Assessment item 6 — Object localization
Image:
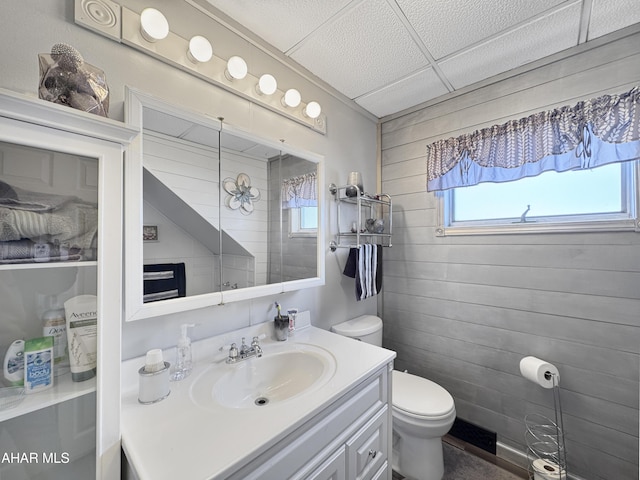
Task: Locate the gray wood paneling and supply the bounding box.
[381,29,640,480]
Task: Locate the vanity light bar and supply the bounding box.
[73,1,326,134]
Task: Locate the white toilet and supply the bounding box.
[331,315,456,480]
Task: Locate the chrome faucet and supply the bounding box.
[224,336,263,364]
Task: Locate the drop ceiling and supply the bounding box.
[197,0,640,119]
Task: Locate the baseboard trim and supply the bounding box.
[496,442,587,480]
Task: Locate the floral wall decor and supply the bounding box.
[222,173,260,215]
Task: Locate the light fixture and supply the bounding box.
[304,101,322,119]
[187,35,212,63]
[225,55,248,81]
[256,74,277,96]
[139,8,169,42]
[282,88,301,108]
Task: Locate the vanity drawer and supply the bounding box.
[346,405,389,480]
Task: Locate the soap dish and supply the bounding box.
[0,386,25,411]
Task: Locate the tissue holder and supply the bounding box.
[138,361,171,404]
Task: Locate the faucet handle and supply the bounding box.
[228,343,238,361]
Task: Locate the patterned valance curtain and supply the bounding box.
[281,172,317,209]
[426,86,640,192]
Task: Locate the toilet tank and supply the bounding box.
[331,315,383,346]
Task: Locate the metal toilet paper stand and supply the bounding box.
[525,372,567,480]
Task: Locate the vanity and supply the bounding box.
[121,324,395,480]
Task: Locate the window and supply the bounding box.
[437,161,639,235]
[289,206,318,237]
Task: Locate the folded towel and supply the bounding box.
[0,180,98,251]
[0,239,84,264]
[143,263,186,303]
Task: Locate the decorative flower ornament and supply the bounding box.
[223,173,260,215]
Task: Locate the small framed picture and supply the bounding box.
[143,225,158,242]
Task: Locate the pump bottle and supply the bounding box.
[171,324,194,381]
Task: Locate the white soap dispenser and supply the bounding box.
[171,324,194,381]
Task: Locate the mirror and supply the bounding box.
[124,88,324,321]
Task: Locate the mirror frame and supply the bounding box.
[124,87,325,321]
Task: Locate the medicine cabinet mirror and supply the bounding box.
[124,88,324,321]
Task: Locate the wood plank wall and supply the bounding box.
[380,29,640,480]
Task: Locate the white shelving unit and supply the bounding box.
[0,88,137,480]
[329,183,392,251]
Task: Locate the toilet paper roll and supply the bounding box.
[532,458,566,480]
[520,356,560,388]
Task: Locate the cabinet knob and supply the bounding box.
[368,449,377,459]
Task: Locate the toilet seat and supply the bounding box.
[392,370,455,420]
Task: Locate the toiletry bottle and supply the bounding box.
[171,324,194,381]
[64,295,98,382]
[287,308,298,335]
[3,339,25,386]
[42,295,69,377]
[24,336,54,394]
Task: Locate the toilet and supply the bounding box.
[331,315,456,480]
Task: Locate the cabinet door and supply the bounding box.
[346,406,389,480]
[307,447,346,480]
[0,97,129,480]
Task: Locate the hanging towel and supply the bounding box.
[354,244,383,301]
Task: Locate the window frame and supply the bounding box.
[435,160,640,236]
[289,206,318,238]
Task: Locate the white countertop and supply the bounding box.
[121,324,395,480]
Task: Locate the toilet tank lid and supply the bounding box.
[331,315,382,337]
[392,370,455,417]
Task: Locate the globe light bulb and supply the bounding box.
[282,88,301,108]
[225,56,248,81]
[257,74,278,95]
[188,35,213,63]
[304,101,322,119]
[140,8,169,42]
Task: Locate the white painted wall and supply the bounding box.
[380,27,640,480]
[0,1,378,358]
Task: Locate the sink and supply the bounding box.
[190,344,336,410]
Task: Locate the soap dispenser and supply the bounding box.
[171,324,194,381]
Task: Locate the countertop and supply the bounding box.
[121,323,395,480]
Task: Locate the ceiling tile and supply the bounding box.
[396,0,568,59]
[289,0,428,99]
[355,68,450,118]
[204,0,352,52]
[439,2,582,90]
[588,0,640,40]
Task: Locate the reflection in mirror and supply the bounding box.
[219,131,280,290]
[142,110,223,301]
[277,154,319,282]
[124,88,324,321]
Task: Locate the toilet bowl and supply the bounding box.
[331,315,456,480]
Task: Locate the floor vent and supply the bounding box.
[448,418,497,455]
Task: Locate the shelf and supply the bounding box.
[0,261,97,271]
[0,373,96,422]
[329,184,392,251]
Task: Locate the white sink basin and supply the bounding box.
[190,344,336,410]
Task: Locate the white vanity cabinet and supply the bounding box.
[0,89,137,480]
[227,363,392,480]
